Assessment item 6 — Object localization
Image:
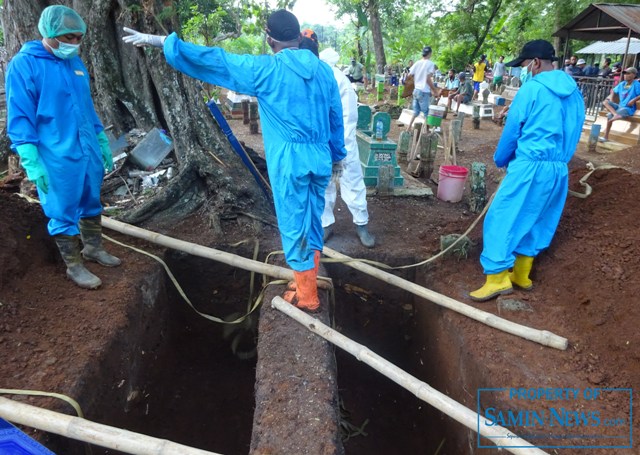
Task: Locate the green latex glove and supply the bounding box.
[97,130,114,172]
[16,144,49,194]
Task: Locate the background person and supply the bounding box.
[470,54,487,100]
[407,46,440,129]
[600,67,640,142]
[599,58,613,77]
[346,58,364,83]
[448,72,473,116]
[123,10,346,312]
[6,5,120,290]
[469,40,584,301]
[492,56,505,90]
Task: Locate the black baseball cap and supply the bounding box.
[266,9,300,42]
[505,39,558,67]
[422,46,432,56]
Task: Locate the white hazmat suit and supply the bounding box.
[319,48,374,247]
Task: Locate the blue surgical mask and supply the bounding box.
[51,39,80,59]
[521,60,535,84]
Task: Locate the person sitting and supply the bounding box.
[600,67,640,142]
[573,58,586,77]
[346,58,364,83]
[448,72,473,116]
[599,58,612,78]
[583,62,599,77]
[438,68,459,105]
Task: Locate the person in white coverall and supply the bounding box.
[319,48,375,248]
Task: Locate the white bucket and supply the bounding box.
[437,165,469,203]
[428,105,446,118]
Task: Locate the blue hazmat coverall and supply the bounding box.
[480,70,585,274]
[6,41,105,236]
[163,34,346,271]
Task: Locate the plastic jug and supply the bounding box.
[375,120,383,141]
[129,128,174,171]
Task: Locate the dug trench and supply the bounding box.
[0,163,639,454]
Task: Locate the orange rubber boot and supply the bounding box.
[283,250,321,303]
[292,268,320,311]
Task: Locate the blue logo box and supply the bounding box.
[476,387,633,449]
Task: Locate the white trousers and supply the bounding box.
[321,144,369,228]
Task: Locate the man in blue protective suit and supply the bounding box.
[470,40,585,302]
[122,10,346,312]
[6,5,121,290]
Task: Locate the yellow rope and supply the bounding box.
[0,389,84,418]
[103,234,261,325]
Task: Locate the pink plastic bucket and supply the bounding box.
[437,165,469,202]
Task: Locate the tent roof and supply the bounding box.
[554,3,640,41]
[576,37,640,55]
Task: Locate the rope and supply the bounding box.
[0,389,83,418]
[568,162,621,199]
[103,234,262,325]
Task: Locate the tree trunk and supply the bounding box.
[468,0,503,61]
[367,0,386,74]
[3,0,272,229]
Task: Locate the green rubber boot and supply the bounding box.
[55,235,102,289]
[79,216,122,267]
[510,255,534,290]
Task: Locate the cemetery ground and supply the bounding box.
[0,92,639,454]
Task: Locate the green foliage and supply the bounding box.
[161,0,640,72]
[181,4,228,45]
[219,33,263,55]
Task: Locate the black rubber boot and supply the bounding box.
[55,235,102,289]
[79,216,122,267]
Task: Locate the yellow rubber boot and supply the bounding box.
[470,270,513,302]
[510,255,534,290]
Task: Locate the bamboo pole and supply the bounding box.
[271,297,549,455]
[102,217,566,349]
[0,397,221,455]
[322,246,568,350]
[101,217,295,282]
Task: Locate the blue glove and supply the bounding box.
[122,27,166,48]
[16,144,49,194]
[97,131,114,172]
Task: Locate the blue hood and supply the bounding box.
[276,48,319,80]
[19,40,57,60]
[530,70,580,99]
